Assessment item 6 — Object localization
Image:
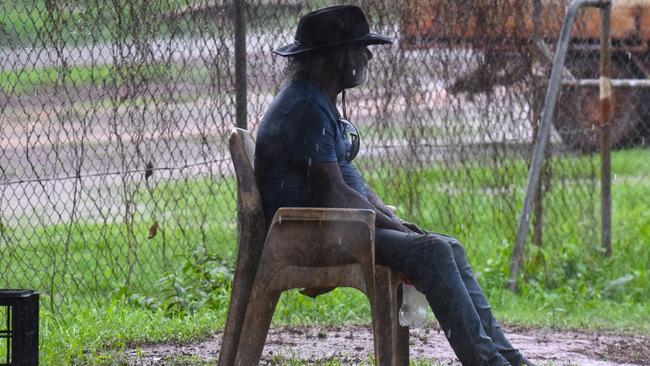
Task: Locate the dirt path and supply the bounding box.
[127,325,650,365]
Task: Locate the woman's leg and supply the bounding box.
[432,234,522,364]
[375,228,510,366]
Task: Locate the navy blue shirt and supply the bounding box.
[255,80,368,222]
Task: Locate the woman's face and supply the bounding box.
[342,45,373,89]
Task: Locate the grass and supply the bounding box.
[0,63,213,95]
[1,147,649,364]
[39,303,224,365]
[363,122,457,141]
[0,1,220,47]
[0,0,303,48]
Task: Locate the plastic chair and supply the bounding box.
[218,128,409,366]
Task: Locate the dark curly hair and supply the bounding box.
[283,46,348,83]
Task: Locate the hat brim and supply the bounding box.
[273,32,393,57]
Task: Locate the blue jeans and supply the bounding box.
[375,229,521,366]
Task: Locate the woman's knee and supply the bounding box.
[448,238,466,259]
[405,236,455,283]
[423,235,454,258]
[427,234,470,268]
[446,238,474,273]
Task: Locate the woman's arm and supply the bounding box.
[365,183,426,234]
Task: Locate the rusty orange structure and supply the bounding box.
[402,0,650,48]
[401,0,650,151]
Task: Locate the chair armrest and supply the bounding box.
[270,207,375,228]
[263,207,377,269]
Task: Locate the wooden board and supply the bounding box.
[401,0,650,48]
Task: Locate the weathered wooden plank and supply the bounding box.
[401,0,650,46]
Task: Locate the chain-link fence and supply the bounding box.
[1,0,649,315]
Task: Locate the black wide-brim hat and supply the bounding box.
[273,5,393,57]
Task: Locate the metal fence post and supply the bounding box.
[531,0,545,248]
[234,0,248,130]
[599,3,613,256]
[507,0,612,291]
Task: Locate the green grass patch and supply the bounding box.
[1,1,220,46]
[0,63,212,95]
[1,0,301,48]
[40,302,224,365]
[363,122,457,141]
[2,148,649,364]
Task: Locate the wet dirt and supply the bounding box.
[126,325,650,365]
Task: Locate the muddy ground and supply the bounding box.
[126,325,650,365]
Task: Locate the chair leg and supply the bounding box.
[218,272,254,366]
[394,283,410,366]
[372,267,397,365]
[218,234,266,366]
[233,287,281,366]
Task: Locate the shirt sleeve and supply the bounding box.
[281,100,337,166]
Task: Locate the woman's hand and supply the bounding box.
[396,218,426,234]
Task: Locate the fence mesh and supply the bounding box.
[1,0,648,315]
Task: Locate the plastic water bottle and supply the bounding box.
[399,284,428,328]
